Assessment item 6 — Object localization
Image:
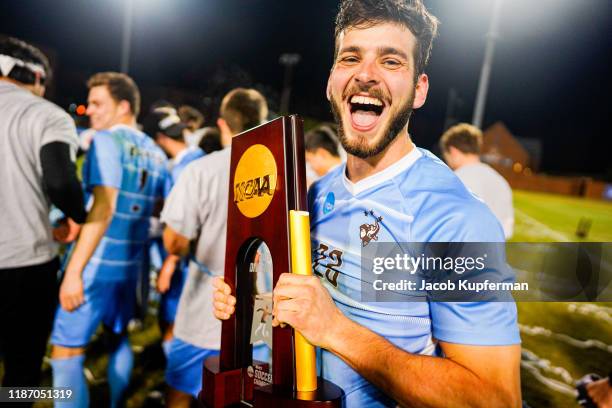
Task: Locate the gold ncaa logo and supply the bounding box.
[233,144,277,218]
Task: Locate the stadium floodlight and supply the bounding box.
[279,53,301,114]
[120,0,134,74]
[472,0,504,129]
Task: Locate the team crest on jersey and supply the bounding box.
[360,209,383,247]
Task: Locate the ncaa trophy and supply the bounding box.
[199,116,343,407]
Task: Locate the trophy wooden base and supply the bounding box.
[200,356,343,408]
[253,378,343,407]
[199,356,255,408]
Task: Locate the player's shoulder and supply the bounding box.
[405,149,505,241]
[309,164,345,200]
[398,148,465,193]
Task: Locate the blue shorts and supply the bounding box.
[166,338,270,397]
[50,277,137,347]
[159,263,187,323]
[165,338,219,397]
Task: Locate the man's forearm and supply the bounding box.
[64,199,114,277]
[163,226,190,257]
[327,317,514,408]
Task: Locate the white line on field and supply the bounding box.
[514,208,571,242]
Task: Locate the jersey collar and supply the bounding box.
[341,144,422,196]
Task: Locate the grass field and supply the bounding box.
[511,190,612,407]
[9,189,611,407]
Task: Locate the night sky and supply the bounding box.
[1,0,610,177]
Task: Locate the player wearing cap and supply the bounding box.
[0,36,86,396]
[49,72,168,408]
[142,107,204,354]
[213,1,521,406]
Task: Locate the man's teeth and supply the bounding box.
[350,95,383,106]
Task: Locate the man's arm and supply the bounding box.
[157,226,189,293]
[272,273,521,408]
[163,225,190,257]
[59,185,118,311]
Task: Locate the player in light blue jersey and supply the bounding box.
[142,106,205,354]
[50,72,168,408]
[213,1,521,407]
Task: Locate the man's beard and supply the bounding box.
[330,91,414,159]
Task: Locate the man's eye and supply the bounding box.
[340,56,359,64]
[382,59,401,68]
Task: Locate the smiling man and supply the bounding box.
[50,72,168,408]
[213,1,521,406]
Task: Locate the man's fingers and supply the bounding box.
[213,290,236,306]
[212,276,232,295]
[274,309,298,328]
[273,283,313,303]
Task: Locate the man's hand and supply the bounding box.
[212,277,236,320]
[157,255,179,294]
[53,218,82,243]
[272,273,346,350]
[59,273,84,312]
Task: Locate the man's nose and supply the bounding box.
[354,59,380,86]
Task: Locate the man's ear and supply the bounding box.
[326,76,332,101]
[117,100,132,117]
[217,117,229,134]
[412,73,429,109]
[448,146,462,157]
[33,73,45,97]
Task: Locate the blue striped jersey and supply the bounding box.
[81,125,168,281]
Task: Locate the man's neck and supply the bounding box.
[111,116,137,130]
[455,154,481,170]
[168,144,188,160]
[0,77,40,96]
[345,129,414,183]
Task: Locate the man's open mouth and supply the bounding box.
[348,94,385,131]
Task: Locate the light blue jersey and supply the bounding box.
[164,146,205,197]
[81,124,168,281]
[308,146,520,407]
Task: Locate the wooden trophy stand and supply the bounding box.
[199,116,343,407]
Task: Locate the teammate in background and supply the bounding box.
[304,124,343,186]
[160,89,268,407]
[178,105,205,148]
[197,126,223,154]
[50,72,168,408]
[142,106,204,353]
[440,122,514,239]
[213,1,521,406]
[0,36,86,397]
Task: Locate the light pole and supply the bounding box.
[279,53,301,115]
[472,0,504,129]
[120,0,135,74]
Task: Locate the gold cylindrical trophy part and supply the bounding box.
[289,210,318,392]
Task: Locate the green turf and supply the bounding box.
[511,189,612,242]
[508,190,612,407]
